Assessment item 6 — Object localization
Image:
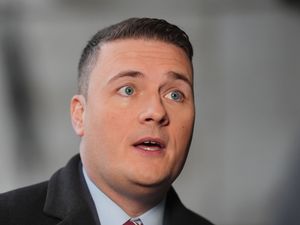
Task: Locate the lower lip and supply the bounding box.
[133,145,165,156]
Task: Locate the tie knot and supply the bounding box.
[123,218,143,225]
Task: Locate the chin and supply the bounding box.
[133,174,173,189]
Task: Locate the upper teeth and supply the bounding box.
[144,141,158,145]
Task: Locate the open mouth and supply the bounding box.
[133,138,165,151]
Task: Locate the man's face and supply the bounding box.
[71,39,195,197]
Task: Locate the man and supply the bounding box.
[0,18,214,225]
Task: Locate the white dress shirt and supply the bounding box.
[83,167,165,225]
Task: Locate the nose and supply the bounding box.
[138,95,169,126]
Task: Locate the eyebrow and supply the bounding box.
[107,70,144,84]
[166,71,193,89]
[107,70,192,88]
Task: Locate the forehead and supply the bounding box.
[97,39,192,74]
[99,38,190,59]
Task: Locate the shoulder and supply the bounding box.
[0,182,59,225]
[0,181,48,203]
[180,207,214,225]
[0,182,48,221]
[166,203,214,225]
[165,188,214,225]
[0,155,85,225]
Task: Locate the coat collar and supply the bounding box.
[43,154,100,225]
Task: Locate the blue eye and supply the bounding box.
[118,86,135,96]
[165,90,184,102]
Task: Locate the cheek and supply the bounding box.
[83,108,129,162]
[90,98,130,123]
[172,110,194,136]
[87,101,136,142]
[170,110,194,161]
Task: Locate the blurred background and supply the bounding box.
[0,0,299,224]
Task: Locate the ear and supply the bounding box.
[70,95,86,137]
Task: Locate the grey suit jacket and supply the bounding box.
[0,154,214,225]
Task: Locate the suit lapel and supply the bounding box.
[43,154,100,225]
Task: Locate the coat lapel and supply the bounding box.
[43,154,100,225]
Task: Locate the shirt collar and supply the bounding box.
[83,167,165,225]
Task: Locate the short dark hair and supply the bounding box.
[78,17,194,96]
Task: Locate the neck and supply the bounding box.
[98,181,167,217]
[84,170,168,217]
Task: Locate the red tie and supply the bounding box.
[123,218,143,225]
